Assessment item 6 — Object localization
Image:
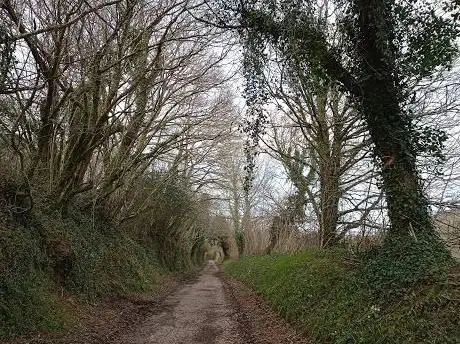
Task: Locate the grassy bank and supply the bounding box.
[0,204,203,339]
[224,249,460,344]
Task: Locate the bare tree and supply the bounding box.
[259,51,383,247]
[0,0,235,208]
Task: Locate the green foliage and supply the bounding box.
[392,0,460,82]
[34,207,164,298]
[0,204,164,338]
[235,230,245,256]
[0,226,63,337]
[0,166,210,339]
[0,272,63,338]
[360,234,453,297]
[225,249,460,343]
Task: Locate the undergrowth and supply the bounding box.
[224,246,460,344]
[0,203,203,338]
[0,226,63,337]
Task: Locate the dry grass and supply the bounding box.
[435,210,460,260]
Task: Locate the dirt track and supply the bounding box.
[114,261,243,344]
[113,260,308,344]
[3,261,308,344]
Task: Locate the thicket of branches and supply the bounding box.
[1,0,460,280]
[197,0,460,257]
[0,0,241,279]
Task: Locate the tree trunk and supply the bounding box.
[355,0,434,236]
[316,90,341,247]
[319,167,340,246]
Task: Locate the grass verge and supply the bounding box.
[224,249,460,344]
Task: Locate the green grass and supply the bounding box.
[224,249,460,344]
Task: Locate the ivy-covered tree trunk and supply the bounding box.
[355,0,434,236]
[362,84,433,235]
